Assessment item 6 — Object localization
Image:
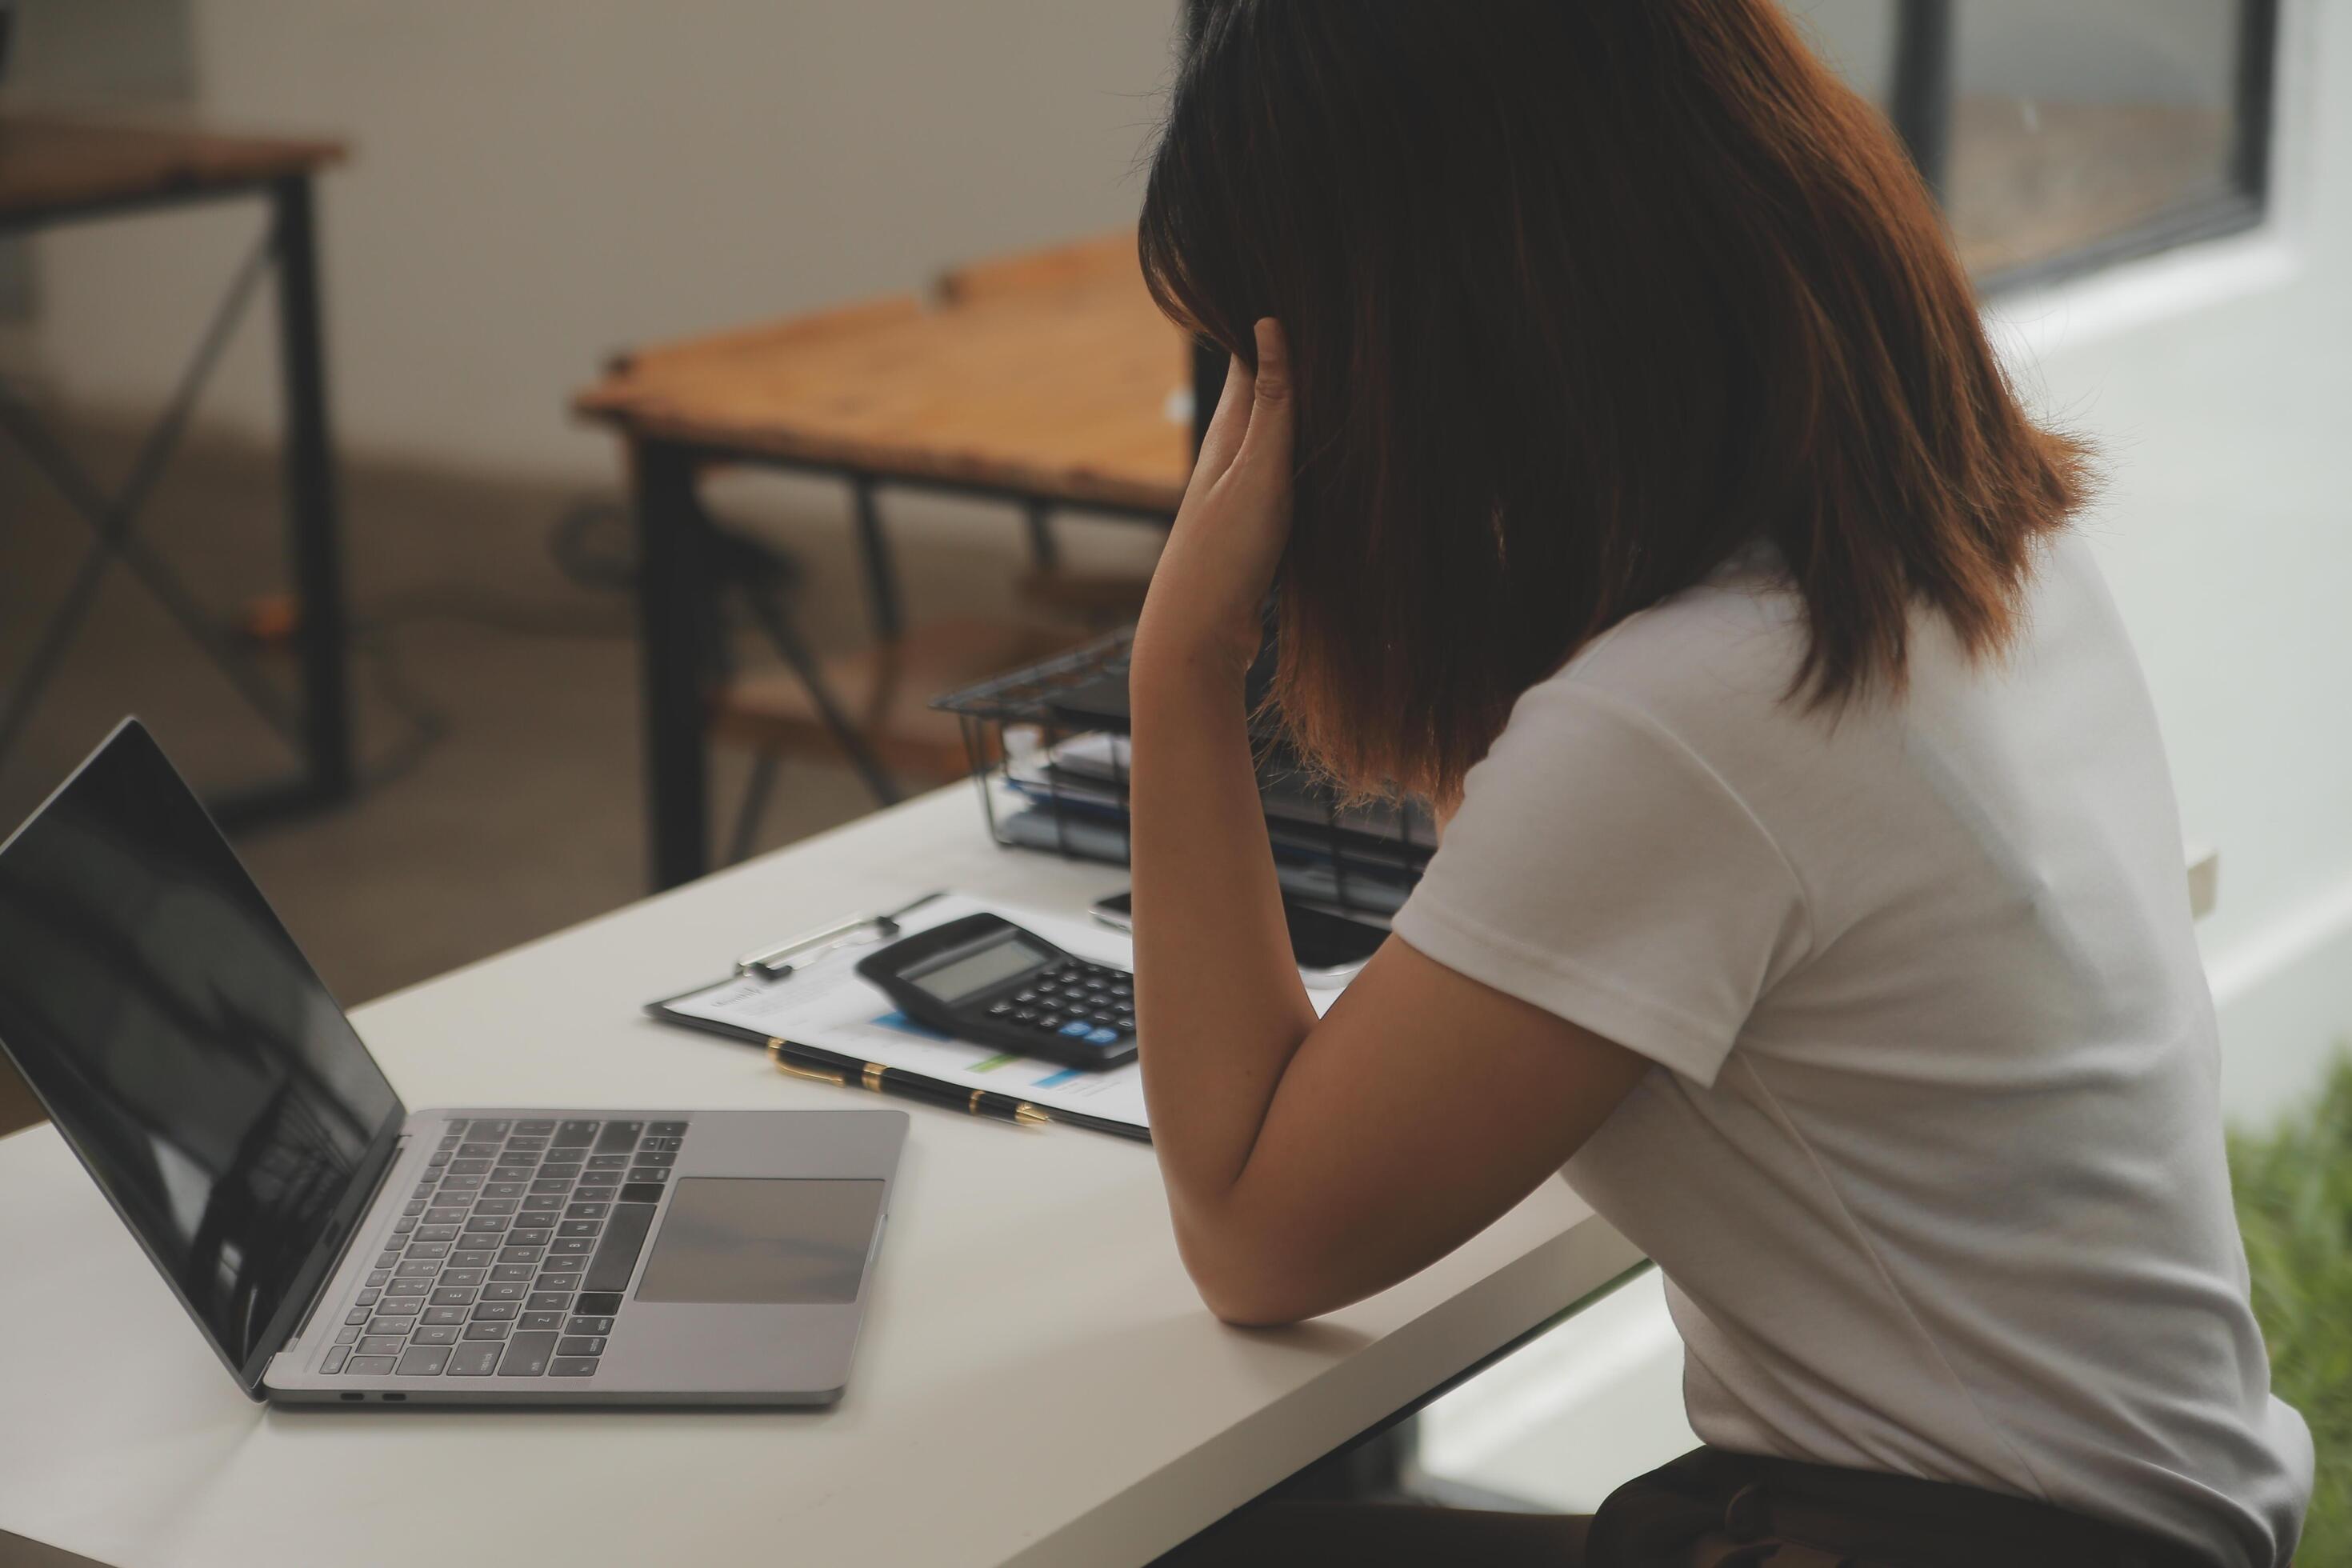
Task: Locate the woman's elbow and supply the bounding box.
[1174,1215,1337,1327]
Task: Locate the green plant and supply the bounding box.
[2230,1054,2352,1565]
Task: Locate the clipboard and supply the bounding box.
[646,893,1154,1142]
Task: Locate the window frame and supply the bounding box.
[1886,0,2283,295]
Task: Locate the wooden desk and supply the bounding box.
[574,231,1196,890]
[0,114,354,825]
[0,785,1640,1568]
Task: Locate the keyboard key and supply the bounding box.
[355,1288,382,1307]
[446,1159,491,1176]
[566,1315,615,1335]
[549,1358,598,1378]
[358,1335,409,1357]
[412,1181,438,1200]
[548,1238,595,1256]
[366,1314,414,1337]
[424,1207,467,1226]
[415,1225,461,1244]
[530,1178,571,1195]
[515,1120,556,1136]
[412,1325,462,1346]
[437,1176,483,1194]
[556,1336,607,1357]
[626,1167,668,1185]
[539,1162,584,1178]
[462,1214,510,1234]
[441,1268,487,1287]
[482,1181,527,1199]
[594,1122,645,1153]
[471,1300,520,1322]
[334,1326,361,1346]
[382,1278,430,1296]
[586,1154,631,1170]
[490,1263,535,1282]
[522,1194,564,1213]
[642,1136,682,1153]
[1059,1019,1094,1038]
[481,1282,528,1302]
[430,1287,477,1306]
[470,1120,510,1139]
[395,1346,451,1377]
[407,1242,452,1259]
[346,1356,396,1376]
[566,1202,610,1221]
[498,1246,546,1265]
[322,1347,350,1374]
[494,1151,536,1168]
[421,1306,469,1326]
[374,1298,423,1317]
[402,1201,426,1218]
[506,1137,548,1152]
[474,1199,519,1217]
[536,1272,584,1293]
[426,1151,450,1169]
[558,1221,602,1239]
[463,1321,511,1340]
[519,1310,565,1331]
[526,1292,573,1313]
[375,1251,402,1270]
[575,1292,624,1317]
[619,1183,667,1205]
[553,1121,599,1148]
[392,1217,418,1235]
[649,1122,687,1136]
[498,1331,561,1375]
[458,1142,502,1159]
[574,1175,620,1194]
[366,1270,392,1286]
[446,1343,502,1376]
[508,1228,554,1248]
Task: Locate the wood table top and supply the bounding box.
[0,113,345,225]
[574,231,1194,515]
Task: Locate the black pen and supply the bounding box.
[766,1038,1052,1130]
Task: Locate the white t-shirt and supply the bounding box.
[1391,534,2311,1566]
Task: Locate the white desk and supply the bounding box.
[0,788,1639,1568]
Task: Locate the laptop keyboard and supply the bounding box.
[318,1117,686,1381]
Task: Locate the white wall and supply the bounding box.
[1991,0,2352,1125]
[13,0,1177,478]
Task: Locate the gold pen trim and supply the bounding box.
[767,1038,846,1087]
[1014,1103,1051,1128]
[862,1062,887,1093]
[968,1088,985,1114]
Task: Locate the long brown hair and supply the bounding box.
[1140,0,2090,808]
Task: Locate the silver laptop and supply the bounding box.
[0,719,905,1406]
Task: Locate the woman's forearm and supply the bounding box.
[1128,652,1318,1214]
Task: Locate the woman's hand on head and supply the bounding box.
[1133,318,1294,690]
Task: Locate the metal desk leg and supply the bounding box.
[634,438,714,890]
[270,172,355,806]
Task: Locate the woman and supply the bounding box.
[1123,2,2312,1565]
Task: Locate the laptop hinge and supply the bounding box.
[278,1126,412,1362]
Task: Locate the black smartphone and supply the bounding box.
[1090,891,1386,979]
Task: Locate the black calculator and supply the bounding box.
[854,913,1138,1070]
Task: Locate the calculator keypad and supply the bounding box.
[989,962,1134,1047]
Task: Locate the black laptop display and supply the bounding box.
[0,722,403,1390]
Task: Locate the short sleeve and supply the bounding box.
[1391,682,1810,1086]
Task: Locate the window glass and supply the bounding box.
[1947,1,2251,279]
[1784,1,2270,288]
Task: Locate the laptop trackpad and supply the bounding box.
[633,1178,884,1305]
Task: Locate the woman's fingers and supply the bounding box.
[1190,350,1257,493]
[1230,319,1293,489]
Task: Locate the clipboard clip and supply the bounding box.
[735,892,943,981]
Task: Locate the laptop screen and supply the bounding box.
[0,722,403,1391]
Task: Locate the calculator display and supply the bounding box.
[910,937,1050,1003]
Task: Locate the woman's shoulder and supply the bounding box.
[1530,542,1815,741]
